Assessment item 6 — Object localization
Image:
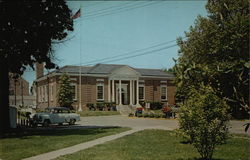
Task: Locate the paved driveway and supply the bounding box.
[76,115,249,134]
[77,115,179,130]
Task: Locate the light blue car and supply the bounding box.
[32,107,80,127]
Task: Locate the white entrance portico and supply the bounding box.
[107,66,141,108]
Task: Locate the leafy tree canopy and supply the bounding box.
[0,0,73,74]
[0,0,73,131]
[174,0,249,118]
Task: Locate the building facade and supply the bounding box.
[9,76,36,107]
[35,64,176,110]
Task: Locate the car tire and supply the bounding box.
[69,119,75,125]
[43,120,50,127]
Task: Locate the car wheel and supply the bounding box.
[69,119,75,125]
[43,120,50,127]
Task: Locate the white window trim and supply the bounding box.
[139,84,145,100]
[70,83,77,101]
[160,85,167,101]
[96,83,104,101]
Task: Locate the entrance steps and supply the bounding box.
[117,105,136,115]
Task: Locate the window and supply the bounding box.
[71,84,77,100]
[41,86,44,102]
[161,86,167,101]
[97,84,104,100]
[50,84,54,101]
[38,86,41,102]
[139,85,145,100]
[45,85,48,102]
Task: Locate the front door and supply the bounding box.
[116,84,128,105]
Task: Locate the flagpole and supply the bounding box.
[78,4,82,111]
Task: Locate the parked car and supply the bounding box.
[31,107,80,127]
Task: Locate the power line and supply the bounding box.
[85,43,178,66]
[83,1,133,16]
[83,1,163,20]
[75,39,178,66]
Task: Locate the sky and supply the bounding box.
[23,0,207,86]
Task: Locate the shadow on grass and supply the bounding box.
[177,158,224,160]
[0,125,122,139]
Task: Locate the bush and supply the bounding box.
[137,113,143,117]
[143,113,149,118]
[86,103,95,111]
[149,102,164,110]
[179,85,230,160]
[96,102,105,111]
[154,113,161,118]
[128,113,134,117]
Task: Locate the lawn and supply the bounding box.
[56,130,250,160]
[0,127,129,160]
[77,111,120,117]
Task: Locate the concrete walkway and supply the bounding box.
[22,126,169,160]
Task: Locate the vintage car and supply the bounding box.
[31,107,80,127]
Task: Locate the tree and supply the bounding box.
[57,74,74,108]
[175,0,249,118]
[0,0,73,131]
[179,85,230,160]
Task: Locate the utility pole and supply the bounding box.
[21,79,24,106]
[14,79,17,106]
[47,75,50,108]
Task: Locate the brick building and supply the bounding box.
[9,76,36,107]
[35,64,176,111]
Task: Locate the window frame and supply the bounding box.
[139,84,145,100]
[96,83,104,101]
[160,85,167,101]
[70,83,77,101]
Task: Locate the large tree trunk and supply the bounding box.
[0,58,10,132]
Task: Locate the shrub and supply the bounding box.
[96,102,105,111]
[137,113,143,117]
[143,113,149,118]
[179,85,230,160]
[128,113,134,117]
[149,102,164,110]
[149,112,155,118]
[86,103,95,111]
[154,113,161,118]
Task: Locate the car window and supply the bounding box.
[61,109,70,113]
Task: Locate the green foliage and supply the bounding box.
[57,74,74,108]
[149,102,164,110]
[0,0,73,131]
[179,85,230,160]
[86,103,95,111]
[96,102,105,111]
[175,0,249,118]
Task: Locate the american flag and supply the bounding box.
[71,9,81,19]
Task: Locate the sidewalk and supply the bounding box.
[22,128,141,160]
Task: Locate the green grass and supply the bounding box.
[77,111,120,117]
[56,130,250,160]
[0,127,129,160]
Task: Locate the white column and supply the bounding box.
[130,80,133,105]
[108,79,110,102]
[132,80,134,105]
[112,79,115,102]
[136,79,139,106]
[119,79,122,105]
